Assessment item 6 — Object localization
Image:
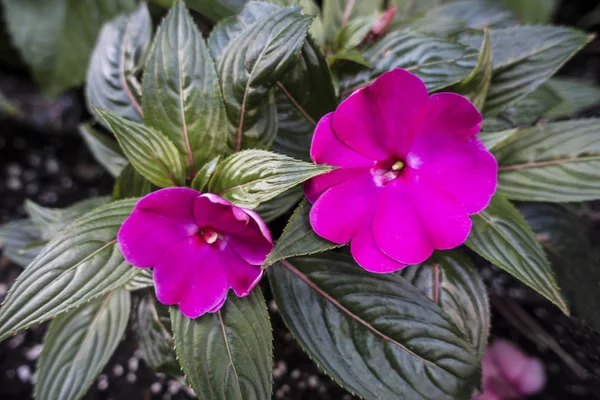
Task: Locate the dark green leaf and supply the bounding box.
[496,84,562,127]
[35,289,131,400]
[211,3,312,151]
[208,150,332,208]
[112,163,154,200]
[137,295,179,375]
[466,193,567,312]
[269,253,479,400]
[255,186,303,223]
[391,0,443,20]
[456,30,492,111]
[191,156,221,192]
[544,77,600,118]
[0,199,140,342]
[495,119,600,202]
[398,251,490,359]
[417,0,517,30]
[333,16,374,53]
[263,200,339,268]
[4,0,136,96]
[79,124,128,178]
[461,26,591,116]
[86,3,151,125]
[96,109,185,188]
[502,0,559,24]
[328,49,372,67]
[0,220,44,268]
[273,36,337,161]
[143,1,228,174]
[184,0,240,21]
[340,31,478,97]
[171,289,272,400]
[520,203,600,331]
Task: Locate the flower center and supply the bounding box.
[371,159,405,187]
[201,229,219,244]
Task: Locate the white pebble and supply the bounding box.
[151,382,162,394]
[112,364,124,377]
[26,344,43,361]
[0,283,8,297]
[17,365,32,383]
[128,357,138,372]
[126,372,136,383]
[98,379,109,391]
[308,375,319,389]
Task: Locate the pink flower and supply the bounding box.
[305,68,497,273]
[474,340,546,400]
[118,188,272,318]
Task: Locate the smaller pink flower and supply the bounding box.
[118,188,272,318]
[474,340,546,400]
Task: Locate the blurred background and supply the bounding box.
[2,0,600,399]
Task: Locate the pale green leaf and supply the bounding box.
[254,185,303,223]
[191,156,221,192]
[0,199,140,342]
[86,3,151,125]
[0,220,44,268]
[35,289,131,400]
[96,109,186,188]
[112,163,154,200]
[466,193,567,312]
[544,77,600,118]
[171,289,272,400]
[143,1,227,174]
[495,119,600,202]
[456,29,492,111]
[79,124,128,178]
[208,150,332,208]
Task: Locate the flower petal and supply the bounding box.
[409,173,472,251]
[411,137,497,214]
[372,181,432,264]
[488,340,545,395]
[118,209,193,268]
[350,212,406,273]
[417,92,482,139]
[311,112,374,168]
[193,193,249,234]
[221,247,263,297]
[136,187,199,229]
[153,236,204,305]
[228,209,273,265]
[310,174,378,244]
[304,167,369,203]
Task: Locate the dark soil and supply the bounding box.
[2,1,600,399]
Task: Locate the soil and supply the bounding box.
[1,1,600,399]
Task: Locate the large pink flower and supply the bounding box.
[305,68,497,273]
[118,188,272,318]
[473,340,546,400]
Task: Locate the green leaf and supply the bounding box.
[496,84,562,127]
[398,251,490,359]
[171,289,273,400]
[3,0,136,96]
[191,156,221,192]
[184,0,240,21]
[478,128,517,151]
[208,150,332,208]
[465,193,567,312]
[0,219,44,268]
[418,0,517,30]
[263,200,339,268]
[143,1,228,174]
[136,295,180,375]
[86,3,151,125]
[544,77,600,118]
[96,109,185,188]
[0,199,140,342]
[25,197,111,241]
[321,0,382,45]
[269,253,479,400]
[392,0,443,20]
[340,31,479,97]
[124,268,154,291]
[520,203,600,331]
[456,29,492,111]
[79,124,128,178]
[495,119,600,202]
[255,185,303,223]
[112,163,154,200]
[461,26,591,117]
[35,289,131,400]
[328,49,372,67]
[211,3,312,151]
[273,36,337,161]
[333,16,374,53]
